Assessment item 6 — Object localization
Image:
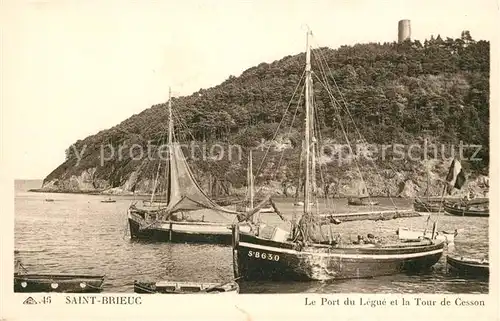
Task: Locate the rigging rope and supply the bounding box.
[310,40,400,212]
[250,85,305,200]
[254,69,307,180]
[311,70,374,207]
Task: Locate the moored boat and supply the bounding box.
[14,273,105,293]
[347,196,379,206]
[413,199,442,212]
[397,227,458,243]
[128,207,254,244]
[127,88,257,245]
[231,30,445,282]
[446,255,489,278]
[101,198,116,203]
[443,202,489,217]
[134,280,239,294]
[233,224,444,281]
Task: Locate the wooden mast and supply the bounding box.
[150,87,173,204]
[304,30,313,215]
[311,75,316,204]
[166,87,173,204]
[168,87,173,147]
[248,150,254,210]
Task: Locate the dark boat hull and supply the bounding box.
[129,217,232,244]
[14,274,105,293]
[447,255,489,278]
[443,204,489,217]
[128,210,253,245]
[347,197,379,206]
[232,229,444,281]
[413,200,442,212]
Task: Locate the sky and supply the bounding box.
[1,0,498,179]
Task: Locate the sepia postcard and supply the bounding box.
[1,0,498,320]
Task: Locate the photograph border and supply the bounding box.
[1,1,499,320]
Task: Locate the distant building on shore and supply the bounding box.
[398,19,411,43]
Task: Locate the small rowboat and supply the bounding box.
[101,198,116,203]
[446,255,489,278]
[397,228,458,243]
[134,280,239,294]
[14,273,105,293]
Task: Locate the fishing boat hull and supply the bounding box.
[446,255,489,278]
[443,203,489,217]
[347,197,379,206]
[128,209,253,245]
[14,274,105,293]
[413,199,442,212]
[134,281,239,294]
[232,227,444,281]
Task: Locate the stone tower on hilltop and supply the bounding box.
[398,19,411,43]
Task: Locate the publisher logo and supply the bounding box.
[23,297,37,305]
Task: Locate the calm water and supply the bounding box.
[14,180,489,293]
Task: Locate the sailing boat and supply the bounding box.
[127,88,257,245]
[231,30,445,281]
[399,159,468,242]
[413,170,442,212]
[347,185,379,206]
[441,160,489,217]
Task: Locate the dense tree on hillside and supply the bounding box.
[47,32,489,188]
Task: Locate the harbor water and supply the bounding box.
[15,180,489,293]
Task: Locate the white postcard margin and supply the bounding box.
[1,1,499,320]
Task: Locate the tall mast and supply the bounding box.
[166,87,173,203]
[311,83,316,202]
[168,87,173,146]
[248,150,254,210]
[304,30,312,215]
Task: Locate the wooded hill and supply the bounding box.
[44,31,489,196]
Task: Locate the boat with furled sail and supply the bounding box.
[400,158,470,241]
[413,170,443,212]
[441,160,488,217]
[231,29,445,282]
[347,185,379,206]
[127,88,258,245]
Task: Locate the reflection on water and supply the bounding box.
[15,180,488,293]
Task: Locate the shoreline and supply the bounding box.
[27,188,487,202]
